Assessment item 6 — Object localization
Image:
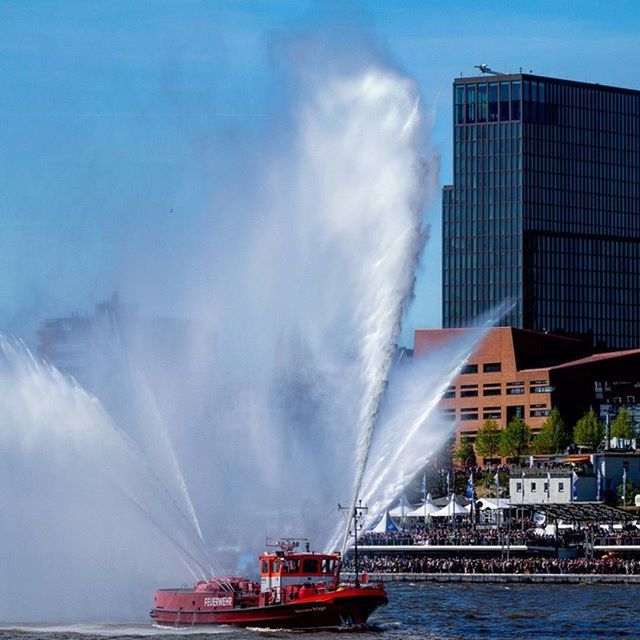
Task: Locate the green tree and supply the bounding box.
[616,479,638,507]
[532,408,569,454]
[498,414,531,459]
[610,407,635,440]
[573,408,605,451]
[548,407,570,452]
[454,437,476,469]
[531,421,556,454]
[475,419,501,459]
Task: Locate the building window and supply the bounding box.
[455,85,465,125]
[461,364,478,374]
[477,82,488,122]
[532,386,554,393]
[516,482,522,493]
[543,482,548,493]
[483,362,502,373]
[444,386,455,399]
[466,84,476,123]
[507,388,525,395]
[530,409,551,417]
[460,413,479,421]
[559,482,565,493]
[511,80,521,120]
[499,81,510,120]
[483,412,501,420]
[488,82,498,121]
[531,482,537,492]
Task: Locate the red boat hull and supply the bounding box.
[150,586,387,629]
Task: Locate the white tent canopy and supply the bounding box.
[388,494,411,519]
[369,510,400,533]
[431,494,471,517]
[406,493,440,518]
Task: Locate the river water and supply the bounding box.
[1,583,638,640]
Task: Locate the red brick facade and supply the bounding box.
[414,327,640,455]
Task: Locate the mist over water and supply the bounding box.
[0,31,480,622]
[0,338,210,621]
[154,35,440,551]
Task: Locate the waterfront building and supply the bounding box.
[442,71,640,349]
[414,327,640,453]
[509,452,640,505]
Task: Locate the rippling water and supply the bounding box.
[1,583,638,640]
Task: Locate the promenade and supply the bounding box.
[345,572,640,584]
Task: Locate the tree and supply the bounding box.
[548,407,570,453]
[532,408,569,454]
[616,479,638,507]
[573,407,605,451]
[454,437,476,469]
[499,414,531,459]
[475,419,501,459]
[610,407,635,440]
[531,421,556,454]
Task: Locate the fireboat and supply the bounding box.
[150,509,387,628]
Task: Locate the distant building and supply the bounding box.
[442,72,640,349]
[37,292,129,381]
[509,451,640,504]
[509,467,589,504]
[37,313,92,379]
[414,326,640,456]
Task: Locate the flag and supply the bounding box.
[494,470,500,499]
[466,472,474,500]
[446,472,451,496]
[421,473,427,501]
[596,467,601,501]
[546,470,551,499]
[521,469,526,498]
[623,466,628,504]
[572,470,579,502]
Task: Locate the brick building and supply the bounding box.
[414,327,640,457]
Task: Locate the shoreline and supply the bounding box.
[345,572,640,584]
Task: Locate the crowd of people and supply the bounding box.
[360,528,532,547]
[359,526,594,548]
[344,555,640,575]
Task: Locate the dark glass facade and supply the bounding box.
[443,73,640,349]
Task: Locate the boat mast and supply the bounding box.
[339,499,367,587]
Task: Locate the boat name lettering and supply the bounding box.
[204,596,233,607]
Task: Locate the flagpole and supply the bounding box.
[422,473,427,527]
[495,469,500,527]
[521,468,525,533]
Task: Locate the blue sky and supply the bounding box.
[2,1,639,345]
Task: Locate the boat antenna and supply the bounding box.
[338,500,367,587]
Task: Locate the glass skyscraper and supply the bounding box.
[442,73,640,349]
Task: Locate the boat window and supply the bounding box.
[302,558,319,573]
[272,559,281,573]
[261,560,268,573]
[322,558,335,574]
[285,559,300,574]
